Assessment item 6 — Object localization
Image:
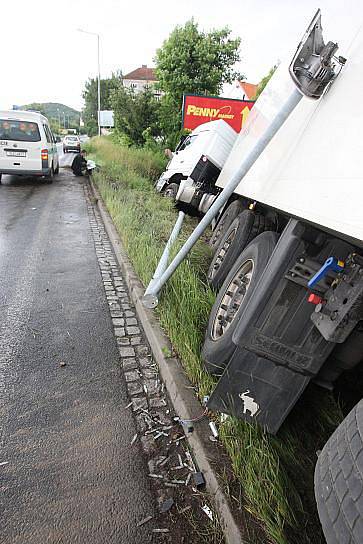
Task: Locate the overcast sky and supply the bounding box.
[1,0,362,112]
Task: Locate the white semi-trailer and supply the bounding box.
[149,11,362,543]
[201,15,363,544]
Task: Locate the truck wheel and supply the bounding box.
[209,200,245,251]
[202,231,278,375]
[207,211,272,290]
[164,183,179,199]
[54,163,59,175]
[314,400,363,544]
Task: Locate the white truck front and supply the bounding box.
[155,119,237,204]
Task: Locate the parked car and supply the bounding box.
[0,110,59,183]
[63,135,81,153]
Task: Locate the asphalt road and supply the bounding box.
[0,156,156,543]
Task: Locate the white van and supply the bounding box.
[0,110,59,183]
[155,119,237,199]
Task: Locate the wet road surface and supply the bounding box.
[0,163,156,543]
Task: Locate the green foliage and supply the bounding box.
[111,86,161,147]
[82,73,121,136]
[155,19,242,145]
[255,65,279,99]
[156,20,242,101]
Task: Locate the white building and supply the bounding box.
[123,65,162,100]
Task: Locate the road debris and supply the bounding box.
[130,433,138,445]
[136,515,153,527]
[202,504,213,521]
[192,472,205,488]
[209,421,218,438]
[160,498,174,513]
[152,528,169,533]
[0,461,9,467]
[59,361,67,367]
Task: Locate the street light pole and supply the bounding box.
[97,33,101,136]
[78,28,101,136]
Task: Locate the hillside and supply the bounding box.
[20,102,80,127]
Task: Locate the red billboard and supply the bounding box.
[182,94,254,133]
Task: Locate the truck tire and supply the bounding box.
[164,183,179,199]
[209,200,245,251]
[314,400,363,544]
[207,210,272,290]
[202,231,278,375]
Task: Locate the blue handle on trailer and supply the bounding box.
[308,257,345,288]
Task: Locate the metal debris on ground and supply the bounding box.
[202,504,213,521]
[160,498,174,513]
[192,472,205,488]
[152,528,170,533]
[0,461,9,467]
[209,421,218,438]
[130,433,138,445]
[136,515,153,527]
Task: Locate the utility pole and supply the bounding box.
[78,28,101,136]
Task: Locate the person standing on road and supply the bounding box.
[71,150,87,176]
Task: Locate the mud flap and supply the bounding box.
[207,346,310,434]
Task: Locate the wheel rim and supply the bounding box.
[211,218,225,245]
[164,187,176,197]
[211,259,254,340]
[209,226,238,279]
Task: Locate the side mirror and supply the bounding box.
[289,9,343,99]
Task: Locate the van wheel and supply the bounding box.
[54,164,59,175]
[209,200,245,251]
[207,211,272,290]
[202,231,278,375]
[164,183,179,199]
[314,400,363,544]
[45,167,54,184]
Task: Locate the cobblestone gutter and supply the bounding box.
[84,183,239,543]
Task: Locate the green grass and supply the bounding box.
[87,136,344,544]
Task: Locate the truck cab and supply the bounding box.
[155,120,237,202]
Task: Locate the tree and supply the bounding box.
[82,73,121,136]
[255,65,279,100]
[112,87,161,147]
[155,20,242,145]
[156,20,242,101]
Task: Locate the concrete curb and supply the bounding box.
[90,180,245,544]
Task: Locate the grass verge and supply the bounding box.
[87,136,343,544]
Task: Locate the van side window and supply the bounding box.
[43,124,52,144]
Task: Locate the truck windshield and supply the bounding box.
[177,134,198,152]
[0,120,41,142]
